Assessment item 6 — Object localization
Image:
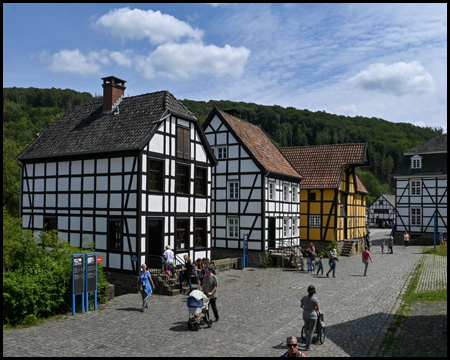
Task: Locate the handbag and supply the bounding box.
[138,282,143,291]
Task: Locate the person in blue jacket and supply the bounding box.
[140,264,155,312]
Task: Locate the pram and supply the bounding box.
[301,310,326,344]
[187,290,212,331]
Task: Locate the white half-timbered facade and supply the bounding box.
[203,108,303,263]
[367,194,396,228]
[16,76,217,294]
[393,134,447,244]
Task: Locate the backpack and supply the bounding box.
[310,252,316,261]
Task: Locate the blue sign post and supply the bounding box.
[85,253,97,312]
[243,233,249,268]
[72,254,85,315]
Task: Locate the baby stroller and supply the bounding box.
[187,290,212,331]
[301,310,326,344]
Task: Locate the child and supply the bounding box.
[316,256,324,276]
[306,254,312,273]
[381,239,385,253]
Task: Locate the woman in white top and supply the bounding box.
[163,245,176,278]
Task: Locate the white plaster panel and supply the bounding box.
[196,143,207,163]
[59,162,70,175]
[126,193,136,209]
[423,197,434,204]
[35,178,44,192]
[95,217,106,232]
[111,175,122,191]
[96,194,108,208]
[124,157,134,172]
[190,197,194,212]
[438,188,447,196]
[83,216,93,232]
[397,207,409,216]
[47,162,57,176]
[166,134,170,155]
[216,202,226,213]
[70,233,80,247]
[34,194,44,207]
[423,208,435,217]
[217,132,227,145]
[59,232,68,241]
[398,196,409,203]
[70,216,80,231]
[248,242,261,251]
[46,194,56,207]
[164,195,169,212]
[240,216,254,228]
[33,214,43,229]
[241,189,251,199]
[195,198,206,213]
[178,118,190,128]
[410,197,421,204]
[249,230,261,241]
[171,160,176,176]
[58,194,68,207]
[82,177,93,191]
[109,253,121,269]
[228,160,239,173]
[148,195,163,212]
[176,197,189,212]
[110,157,122,173]
[228,240,238,248]
[97,176,108,191]
[241,174,258,186]
[438,178,447,187]
[58,216,68,230]
[71,160,82,174]
[240,159,259,172]
[171,118,176,135]
[82,194,93,208]
[95,234,106,250]
[70,193,81,207]
[124,175,136,190]
[206,133,215,146]
[170,217,175,232]
[23,179,29,192]
[84,159,95,174]
[170,196,175,213]
[122,255,133,271]
[35,163,45,177]
[171,137,175,157]
[268,202,275,212]
[97,158,108,173]
[71,177,81,191]
[241,201,261,214]
[209,116,222,132]
[142,155,147,174]
[228,145,239,159]
[149,133,164,153]
[58,177,69,191]
[228,133,238,144]
[25,164,34,177]
[215,239,226,247]
[228,201,238,213]
[216,161,226,173]
[216,175,226,188]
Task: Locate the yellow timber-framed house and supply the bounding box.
[281,143,370,254]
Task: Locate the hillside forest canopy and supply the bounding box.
[3,86,444,217]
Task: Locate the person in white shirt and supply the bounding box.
[163,245,176,278]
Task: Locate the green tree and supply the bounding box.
[3,136,22,217]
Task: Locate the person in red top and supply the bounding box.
[362,246,373,276]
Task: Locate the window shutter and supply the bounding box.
[177,127,184,159]
[183,128,190,159]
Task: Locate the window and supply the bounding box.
[148,158,164,191]
[292,187,298,202]
[340,218,343,229]
[379,200,384,206]
[43,217,57,231]
[228,181,239,199]
[176,164,190,194]
[176,220,189,249]
[217,146,227,159]
[411,180,421,195]
[411,208,421,225]
[176,126,190,160]
[228,218,239,238]
[283,185,289,201]
[309,192,316,201]
[411,156,422,169]
[108,219,122,250]
[292,218,298,236]
[283,218,291,237]
[349,218,352,228]
[195,167,206,195]
[309,215,321,228]
[269,182,275,200]
[194,219,207,248]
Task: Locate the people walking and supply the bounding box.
[179,255,193,292]
[163,245,175,278]
[404,231,410,248]
[280,336,306,357]
[362,246,373,276]
[366,231,371,251]
[316,256,324,276]
[381,239,385,253]
[326,249,338,278]
[139,264,155,312]
[388,234,394,254]
[202,265,219,322]
[300,285,320,351]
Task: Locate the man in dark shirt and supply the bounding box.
[202,266,219,322]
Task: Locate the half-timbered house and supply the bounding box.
[367,194,396,228]
[393,134,447,244]
[203,108,303,264]
[16,76,217,294]
[281,143,370,254]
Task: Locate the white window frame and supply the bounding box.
[217,146,227,159]
[228,181,239,199]
[411,156,422,169]
[269,182,275,200]
[228,217,239,238]
[292,218,298,236]
[340,218,343,229]
[292,186,298,203]
[283,218,291,237]
[309,215,321,228]
[411,207,421,226]
[283,185,289,202]
[410,180,421,195]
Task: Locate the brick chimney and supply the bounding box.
[102,76,126,113]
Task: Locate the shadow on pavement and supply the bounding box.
[115,307,144,312]
[169,321,188,332]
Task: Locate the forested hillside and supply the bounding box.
[3,87,443,217]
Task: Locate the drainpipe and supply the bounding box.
[16,159,23,219]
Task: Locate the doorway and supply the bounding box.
[147,219,164,258]
[268,217,276,248]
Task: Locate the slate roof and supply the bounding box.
[16,91,198,161]
[280,143,370,191]
[212,109,303,180]
[393,152,447,177]
[378,194,396,207]
[404,134,447,154]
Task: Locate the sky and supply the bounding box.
[3,3,447,132]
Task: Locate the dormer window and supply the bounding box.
[411,155,422,169]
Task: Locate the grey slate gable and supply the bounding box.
[404,134,447,154]
[393,153,447,177]
[16,91,198,160]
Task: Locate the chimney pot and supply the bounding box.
[102,76,126,113]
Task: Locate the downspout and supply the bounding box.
[16,159,23,220]
[263,170,270,251]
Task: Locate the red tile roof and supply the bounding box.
[280,143,370,189]
[218,110,302,180]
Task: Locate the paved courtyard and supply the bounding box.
[3,229,446,357]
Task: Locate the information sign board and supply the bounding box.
[73,255,84,295]
[86,253,97,292]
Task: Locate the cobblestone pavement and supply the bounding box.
[3,230,445,357]
[415,255,447,293]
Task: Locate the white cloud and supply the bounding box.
[95,7,203,45]
[348,61,435,96]
[136,42,250,79]
[47,49,103,75]
[110,50,133,67]
[337,104,359,116]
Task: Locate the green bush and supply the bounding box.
[3,207,109,326]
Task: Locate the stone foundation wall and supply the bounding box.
[212,258,239,272]
[394,232,444,246]
[105,271,139,296]
[212,248,264,267]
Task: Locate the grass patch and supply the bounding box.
[421,243,447,256]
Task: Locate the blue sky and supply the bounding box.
[3,3,447,132]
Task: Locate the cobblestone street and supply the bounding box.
[3,230,447,357]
